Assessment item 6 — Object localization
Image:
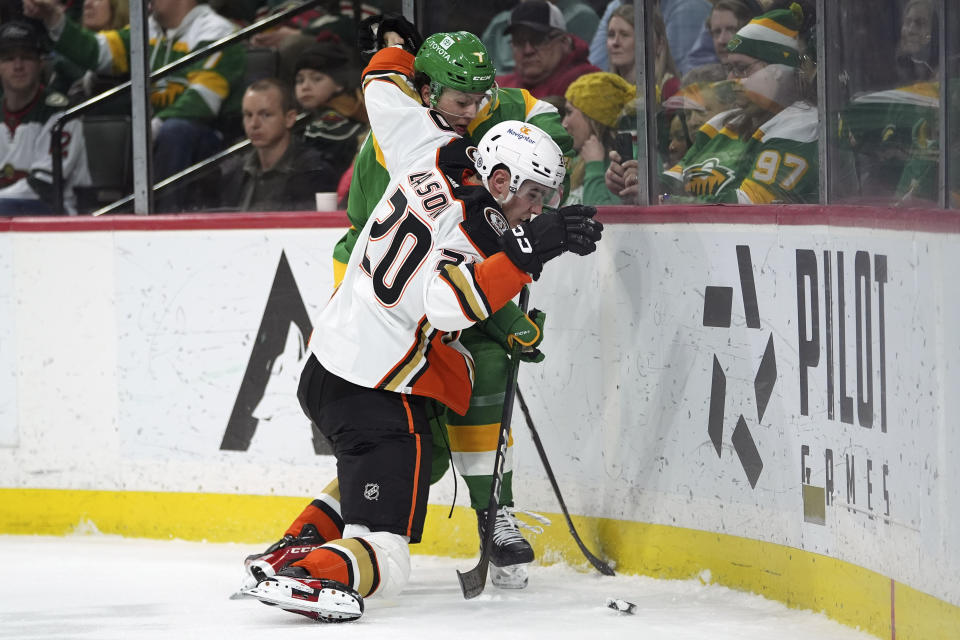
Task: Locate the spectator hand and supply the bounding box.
[605,151,639,203]
[605,150,627,194]
[22,0,63,30]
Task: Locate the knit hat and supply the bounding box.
[564,72,636,129]
[294,41,361,91]
[505,0,566,35]
[726,3,802,67]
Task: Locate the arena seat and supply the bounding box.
[74,115,132,214]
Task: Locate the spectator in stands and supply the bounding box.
[295,42,370,200]
[81,0,126,30]
[602,4,678,100]
[50,0,129,100]
[222,78,338,212]
[708,0,755,66]
[293,41,367,185]
[247,2,379,84]
[895,0,937,85]
[495,0,599,100]
[608,4,814,204]
[481,0,599,75]
[23,0,246,210]
[659,76,740,168]
[683,0,761,76]
[0,19,90,214]
[561,71,635,205]
[589,0,712,76]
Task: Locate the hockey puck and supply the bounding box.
[605,597,637,615]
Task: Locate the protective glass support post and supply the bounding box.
[403,0,415,23]
[815,0,828,205]
[938,0,950,209]
[818,0,844,205]
[128,0,155,215]
[632,0,656,206]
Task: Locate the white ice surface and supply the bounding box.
[0,534,876,639]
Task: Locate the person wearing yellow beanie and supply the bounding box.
[562,72,636,205]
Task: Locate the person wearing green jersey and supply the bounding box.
[660,4,813,203]
[242,23,574,592]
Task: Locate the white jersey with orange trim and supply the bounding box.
[308,48,530,416]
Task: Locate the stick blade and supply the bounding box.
[457,566,487,599]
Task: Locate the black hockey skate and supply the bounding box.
[476,507,549,589]
[241,524,326,590]
[244,565,364,623]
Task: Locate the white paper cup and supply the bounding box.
[315,192,338,211]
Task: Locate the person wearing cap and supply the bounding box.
[0,19,90,215]
[294,42,368,183]
[481,0,599,76]
[655,3,817,203]
[23,0,246,211]
[220,77,339,212]
[495,0,600,100]
[561,71,635,205]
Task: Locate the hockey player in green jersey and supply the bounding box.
[243,24,575,593]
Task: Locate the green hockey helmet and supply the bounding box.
[414,31,497,107]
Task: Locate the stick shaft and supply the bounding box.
[457,287,530,598]
[516,387,615,576]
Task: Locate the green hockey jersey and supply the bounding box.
[736,102,818,204]
[51,4,245,123]
[662,109,751,202]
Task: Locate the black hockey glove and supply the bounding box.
[357,13,423,60]
[499,205,603,280]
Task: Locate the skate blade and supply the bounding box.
[243,577,362,622]
[490,563,529,589]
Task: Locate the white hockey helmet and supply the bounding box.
[474,120,565,206]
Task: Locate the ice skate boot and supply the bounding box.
[476,507,549,589]
[241,524,326,590]
[244,566,364,622]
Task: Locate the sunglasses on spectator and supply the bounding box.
[511,30,564,48]
[724,59,766,78]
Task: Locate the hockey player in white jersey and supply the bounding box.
[242,44,603,623]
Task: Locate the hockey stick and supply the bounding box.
[516,387,615,576]
[457,286,529,599]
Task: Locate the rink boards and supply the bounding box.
[0,206,958,639]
